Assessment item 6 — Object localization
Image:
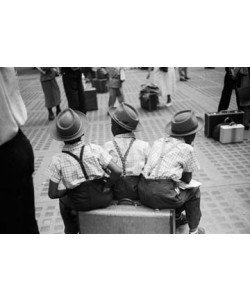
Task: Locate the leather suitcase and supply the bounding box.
[84,88,98,111]
[92,78,108,93]
[204,110,244,138]
[78,200,175,234]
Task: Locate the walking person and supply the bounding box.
[138,110,205,234]
[147,67,177,107]
[105,67,125,111]
[104,103,150,200]
[178,67,190,81]
[37,67,61,121]
[0,67,39,233]
[61,67,86,113]
[48,108,122,233]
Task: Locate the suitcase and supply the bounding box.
[84,87,98,111]
[140,92,158,112]
[92,78,108,93]
[204,110,244,138]
[78,200,175,234]
[220,124,244,144]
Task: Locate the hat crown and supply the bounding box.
[112,103,139,131]
[55,109,83,140]
[171,110,199,135]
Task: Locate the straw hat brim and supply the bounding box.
[108,106,142,132]
[165,116,204,137]
[50,110,89,141]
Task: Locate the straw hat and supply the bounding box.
[165,110,204,137]
[50,108,89,141]
[109,103,142,131]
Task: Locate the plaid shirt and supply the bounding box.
[104,133,150,176]
[48,141,112,189]
[142,137,200,182]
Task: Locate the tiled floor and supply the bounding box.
[17,67,250,234]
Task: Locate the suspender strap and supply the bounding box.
[150,139,179,178]
[62,145,89,180]
[113,138,136,176]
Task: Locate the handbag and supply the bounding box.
[62,146,113,211]
[138,140,184,209]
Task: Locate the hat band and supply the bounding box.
[113,114,137,131]
[172,122,198,134]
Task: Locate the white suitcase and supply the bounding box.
[219,124,244,144]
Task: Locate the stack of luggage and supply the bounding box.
[139,83,160,112]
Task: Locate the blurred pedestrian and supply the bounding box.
[178,67,190,81]
[147,67,177,107]
[0,67,39,233]
[37,67,61,121]
[105,67,125,111]
[61,67,86,113]
[104,103,150,200]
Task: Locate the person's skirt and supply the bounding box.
[41,79,61,108]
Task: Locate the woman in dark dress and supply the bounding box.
[38,67,61,121]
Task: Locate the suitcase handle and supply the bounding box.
[116,198,139,206]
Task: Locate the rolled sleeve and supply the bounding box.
[183,147,200,172]
[47,156,62,183]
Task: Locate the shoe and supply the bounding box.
[180,77,186,82]
[165,96,172,107]
[48,112,55,121]
[185,76,190,80]
[189,227,205,234]
[176,213,188,228]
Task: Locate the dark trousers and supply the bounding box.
[108,87,124,107]
[0,130,39,234]
[218,73,242,112]
[59,197,79,234]
[175,187,201,230]
[62,74,86,113]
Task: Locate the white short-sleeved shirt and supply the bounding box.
[104,133,150,176]
[0,68,27,145]
[48,141,112,189]
[142,137,200,182]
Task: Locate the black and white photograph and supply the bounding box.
[1,66,250,234]
[1,1,249,300]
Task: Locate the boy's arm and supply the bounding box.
[48,180,67,199]
[106,160,122,187]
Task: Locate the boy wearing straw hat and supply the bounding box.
[139,110,205,234]
[104,103,150,201]
[48,108,122,233]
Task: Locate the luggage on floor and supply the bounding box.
[204,110,244,138]
[139,84,160,112]
[219,123,244,144]
[78,199,175,234]
[92,78,108,93]
[84,87,98,111]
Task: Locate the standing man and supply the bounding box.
[217,67,242,112]
[61,67,86,113]
[0,67,39,233]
